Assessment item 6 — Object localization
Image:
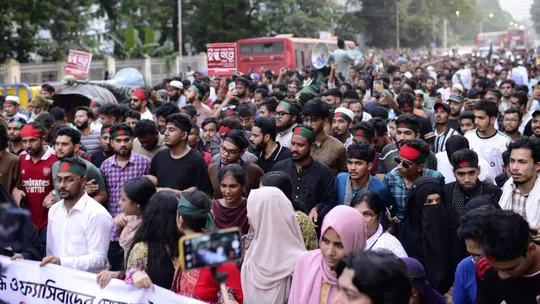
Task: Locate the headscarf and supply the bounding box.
[288,205,367,304]
[241,187,306,304]
[177,195,215,229]
[399,176,457,294]
[402,257,446,304]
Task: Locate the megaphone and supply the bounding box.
[311,43,334,70]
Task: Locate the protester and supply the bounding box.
[133,119,167,158]
[288,205,366,304]
[333,251,412,304]
[335,142,393,206]
[433,102,460,153]
[202,117,220,153]
[332,107,355,148]
[403,257,447,304]
[458,111,475,134]
[271,125,336,222]
[130,88,153,120]
[4,96,28,121]
[150,113,213,197]
[350,191,407,257]
[259,171,318,250]
[241,187,306,304]
[154,102,181,133]
[123,109,141,130]
[303,98,347,174]
[499,137,540,227]
[275,100,301,148]
[0,123,21,193]
[211,164,249,234]
[186,82,213,126]
[208,130,263,199]
[250,117,291,173]
[41,157,113,273]
[90,124,114,168]
[74,106,101,154]
[448,94,465,131]
[100,123,151,271]
[502,108,523,140]
[124,191,181,289]
[187,123,211,164]
[399,176,457,294]
[7,117,26,155]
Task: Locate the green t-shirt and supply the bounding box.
[52,158,106,201]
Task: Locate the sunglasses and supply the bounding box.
[394,156,412,169]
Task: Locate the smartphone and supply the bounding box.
[178,227,242,270]
[228,82,236,91]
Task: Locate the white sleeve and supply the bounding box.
[60,212,112,272]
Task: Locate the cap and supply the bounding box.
[334,107,354,123]
[6,95,20,105]
[447,94,464,103]
[452,83,464,92]
[169,80,183,90]
[404,72,413,79]
[250,73,260,81]
[434,102,450,113]
[467,88,481,99]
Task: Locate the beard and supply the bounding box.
[114,147,131,157]
[277,120,293,133]
[132,103,142,111]
[251,141,266,153]
[9,136,21,142]
[292,151,309,163]
[58,189,79,200]
[57,149,75,160]
[332,131,345,141]
[75,120,89,130]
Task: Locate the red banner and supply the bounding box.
[65,50,93,78]
[207,43,237,76]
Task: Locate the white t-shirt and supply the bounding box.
[436,151,496,184]
[464,129,511,176]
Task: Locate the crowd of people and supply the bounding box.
[1,42,540,304]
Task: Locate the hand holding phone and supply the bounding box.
[179,228,242,270]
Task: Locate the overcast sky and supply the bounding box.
[498,0,533,22]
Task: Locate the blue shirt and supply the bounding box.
[453,256,477,304]
[335,173,395,208]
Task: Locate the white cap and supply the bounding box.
[334,107,355,123]
[436,87,444,95]
[169,80,183,90]
[404,71,413,79]
[452,83,464,92]
[6,95,20,105]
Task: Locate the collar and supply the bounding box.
[295,157,314,171]
[61,193,90,213]
[366,224,384,249]
[260,142,284,161]
[24,145,55,161]
[112,152,135,167]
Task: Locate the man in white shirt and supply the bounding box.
[40,157,113,273]
[465,100,511,176]
[130,88,153,120]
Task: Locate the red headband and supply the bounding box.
[219,126,232,135]
[459,161,470,168]
[403,102,412,109]
[21,125,42,138]
[399,144,421,162]
[355,130,364,137]
[132,88,146,101]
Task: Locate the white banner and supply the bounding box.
[0,255,204,304]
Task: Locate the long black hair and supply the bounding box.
[127,191,182,288]
[122,176,156,213]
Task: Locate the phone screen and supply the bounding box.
[228,82,236,91]
[179,228,242,270]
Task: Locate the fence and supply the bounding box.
[1,54,206,87]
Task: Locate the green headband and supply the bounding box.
[278,101,293,110]
[190,85,201,96]
[293,126,316,144]
[58,161,86,177]
[177,195,215,229]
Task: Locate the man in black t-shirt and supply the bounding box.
[150,113,213,197]
[250,117,291,173]
[476,210,540,304]
[90,123,113,168]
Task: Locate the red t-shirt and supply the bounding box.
[20,147,57,230]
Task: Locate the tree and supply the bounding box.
[532,0,540,35]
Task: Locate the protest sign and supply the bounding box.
[0,255,204,304]
[207,43,237,76]
[65,50,93,78]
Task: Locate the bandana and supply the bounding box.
[453,159,479,170]
[221,108,239,118]
[486,90,502,99]
[132,88,146,101]
[396,120,419,134]
[58,161,86,177]
[278,101,293,110]
[402,101,412,109]
[334,107,354,124]
[177,195,215,229]
[223,135,248,150]
[9,120,24,128]
[110,128,133,139]
[190,85,201,96]
[219,126,233,135]
[293,126,315,144]
[21,124,44,138]
[101,127,111,136]
[354,129,364,138]
[399,144,426,164]
[334,112,352,123]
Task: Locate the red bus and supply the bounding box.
[476,31,506,49]
[506,28,526,49]
[236,35,356,74]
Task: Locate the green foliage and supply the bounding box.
[532,0,540,35]
[109,26,170,59]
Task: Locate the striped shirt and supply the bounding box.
[434,127,460,153]
[81,129,101,155]
[512,186,528,220]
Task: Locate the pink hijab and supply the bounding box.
[241,187,307,304]
[288,205,367,304]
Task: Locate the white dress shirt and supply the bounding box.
[141,108,153,120]
[436,151,496,184]
[46,193,113,273]
[365,224,408,258]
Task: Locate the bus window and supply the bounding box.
[239,42,285,55]
[295,50,303,70]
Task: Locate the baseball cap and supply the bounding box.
[434,102,450,113]
[169,80,183,90]
[250,73,260,81]
[467,88,481,99]
[447,94,464,103]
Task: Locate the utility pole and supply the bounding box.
[178,0,183,76]
[396,2,400,49]
[443,18,448,49]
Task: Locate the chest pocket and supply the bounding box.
[65,218,87,256]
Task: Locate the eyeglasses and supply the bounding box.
[275,111,291,118]
[220,145,240,156]
[394,156,412,169]
[131,98,141,102]
[302,117,322,124]
[54,176,82,185]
